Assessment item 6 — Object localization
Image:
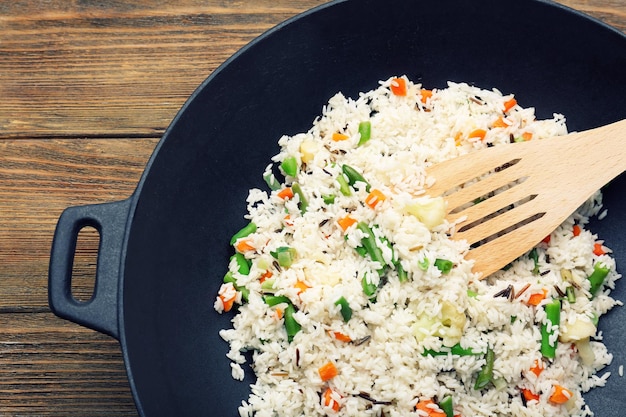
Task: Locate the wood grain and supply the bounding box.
[0,1,623,416]
[0,313,136,416]
[558,0,626,30]
[0,138,158,311]
[0,0,329,138]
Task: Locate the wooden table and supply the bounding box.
[1,1,624,415]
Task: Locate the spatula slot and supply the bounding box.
[449,174,529,215]
[458,194,539,234]
[438,157,522,201]
[468,211,546,249]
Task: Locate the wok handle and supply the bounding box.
[48,198,132,340]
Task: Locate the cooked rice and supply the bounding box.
[215,77,621,417]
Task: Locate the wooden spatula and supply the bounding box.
[426,119,626,278]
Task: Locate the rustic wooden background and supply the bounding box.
[1,0,624,415]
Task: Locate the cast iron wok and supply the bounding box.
[49,0,626,415]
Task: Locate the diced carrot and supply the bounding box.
[468,128,487,141]
[283,214,294,227]
[526,289,548,306]
[503,97,518,113]
[295,280,310,295]
[260,270,273,283]
[337,215,357,232]
[220,295,235,312]
[572,224,581,237]
[415,399,446,417]
[332,132,350,141]
[218,284,237,312]
[492,116,510,128]
[549,385,572,404]
[522,132,533,141]
[390,77,407,96]
[322,387,341,412]
[329,331,352,342]
[319,361,338,382]
[542,234,551,244]
[277,187,294,200]
[235,239,255,253]
[273,307,284,320]
[529,359,544,377]
[365,189,386,209]
[593,242,606,256]
[521,388,540,402]
[420,89,433,104]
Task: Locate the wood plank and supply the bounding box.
[0,312,137,416]
[558,0,626,31]
[0,138,158,310]
[0,1,329,139]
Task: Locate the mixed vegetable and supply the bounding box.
[215,77,619,417]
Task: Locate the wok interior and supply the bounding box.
[119,0,626,415]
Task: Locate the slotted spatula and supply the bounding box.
[426,119,626,278]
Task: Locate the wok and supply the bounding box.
[49,0,626,415]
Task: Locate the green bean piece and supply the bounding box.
[422,342,479,357]
[263,295,291,307]
[223,272,249,303]
[361,274,377,299]
[434,258,453,274]
[280,156,298,177]
[474,346,495,390]
[354,245,368,257]
[323,194,336,204]
[438,395,454,417]
[334,296,352,322]
[336,174,352,196]
[341,164,371,192]
[223,271,235,284]
[529,248,540,275]
[356,222,386,270]
[232,253,251,275]
[230,222,257,245]
[467,289,478,298]
[540,299,561,358]
[291,183,308,213]
[357,121,372,146]
[418,257,430,271]
[263,171,281,191]
[451,344,477,356]
[239,286,249,303]
[284,304,301,342]
[566,286,576,304]
[588,262,610,297]
[396,262,408,282]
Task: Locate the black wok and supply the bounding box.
[49,0,626,415]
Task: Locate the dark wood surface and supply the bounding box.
[1,1,624,415]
